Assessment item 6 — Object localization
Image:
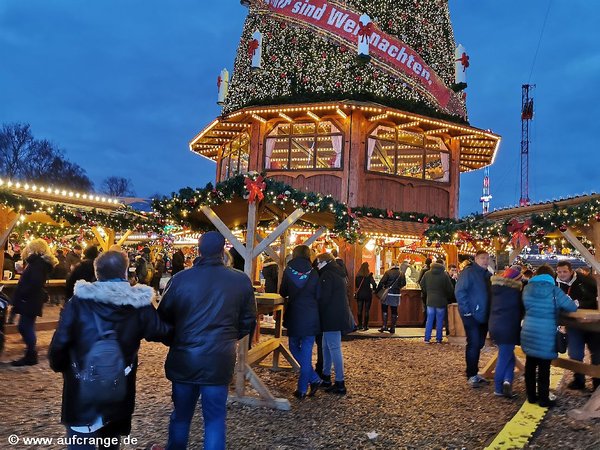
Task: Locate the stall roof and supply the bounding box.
[189,101,501,173]
[359,217,429,239]
[486,193,600,221]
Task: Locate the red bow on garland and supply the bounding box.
[456,52,470,71]
[386,209,394,219]
[358,22,374,40]
[347,207,357,219]
[457,231,474,242]
[244,176,266,204]
[507,219,531,248]
[248,39,259,59]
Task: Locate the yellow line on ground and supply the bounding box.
[484,371,562,450]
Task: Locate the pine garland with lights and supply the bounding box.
[0,189,156,233]
[225,0,467,122]
[424,198,600,245]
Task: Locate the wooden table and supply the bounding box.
[1,279,67,306]
[232,293,299,411]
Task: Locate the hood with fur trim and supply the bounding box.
[491,275,522,291]
[74,280,155,308]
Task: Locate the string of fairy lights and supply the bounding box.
[224,0,466,122]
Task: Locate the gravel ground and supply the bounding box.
[1,330,598,449]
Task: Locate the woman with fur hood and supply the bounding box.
[49,251,172,449]
[11,238,58,366]
[488,266,524,398]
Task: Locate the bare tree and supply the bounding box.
[0,122,94,191]
[102,176,135,197]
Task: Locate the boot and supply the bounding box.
[321,374,332,388]
[378,313,388,333]
[389,315,398,334]
[325,381,347,395]
[11,350,38,367]
[363,313,370,331]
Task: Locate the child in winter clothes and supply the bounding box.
[521,265,577,407]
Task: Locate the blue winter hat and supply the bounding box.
[198,231,226,257]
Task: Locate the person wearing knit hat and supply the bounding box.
[488,266,524,398]
[157,230,256,449]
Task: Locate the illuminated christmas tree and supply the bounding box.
[224,0,467,122]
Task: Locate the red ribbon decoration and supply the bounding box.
[457,231,474,242]
[248,39,259,59]
[386,209,394,219]
[456,52,470,71]
[358,22,374,39]
[507,219,531,248]
[217,75,222,89]
[244,176,266,204]
[347,207,357,219]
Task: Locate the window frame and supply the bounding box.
[219,132,250,180]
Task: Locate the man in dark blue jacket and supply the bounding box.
[455,250,492,387]
[157,232,256,450]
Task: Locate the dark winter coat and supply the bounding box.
[262,261,279,294]
[419,263,454,308]
[48,280,172,433]
[557,272,598,310]
[335,257,348,278]
[12,253,55,317]
[171,250,185,275]
[417,264,431,284]
[66,259,96,300]
[318,261,353,332]
[51,255,69,279]
[521,275,577,360]
[376,267,406,307]
[158,255,256,385]
[355,274,377,302]
[488,276,523,345]
[65,251,81,273]
[280,257,320,337]
[455,263,492,324]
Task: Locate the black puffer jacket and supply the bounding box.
[66,258,96,299]
[557,272,598,310]
[48,280,172,433]
[12,253,55,317]
[262,261,279,294]
[158,255,257,385]
[318,261,353,332]
[280,257,320,337]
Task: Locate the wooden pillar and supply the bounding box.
[346,110,365,207]
[442,244,459,267]
[449,138,461,219]
[0,206,19,276]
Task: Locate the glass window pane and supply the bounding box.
[293,123,316,135]
[289,136,315,169]
[317,121,340,134]
[316,135,342,169]
[266,137,289,170]
[397,147,423,178]
[425,150,450,182]
[368,139,396,174]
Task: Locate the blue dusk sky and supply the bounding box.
[1,0,598,216]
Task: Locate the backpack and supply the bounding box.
[71,314,130,406]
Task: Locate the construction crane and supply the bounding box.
[520,84,535,206]
[480,167,492,214]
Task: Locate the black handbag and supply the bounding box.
[553,292,568,354]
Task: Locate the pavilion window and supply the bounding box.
[367,125,450,182]
[265,120,343,170]
[219,132,250,180]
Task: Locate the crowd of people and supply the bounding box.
[4,233,600,449]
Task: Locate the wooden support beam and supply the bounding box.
[116,230,133,247]
[91,227,109,252]
[552,356,600,378]
[245,202,258,274]
[247,338,280,366]
[199,206,247,257]
[0,214,19,248]
[509,244,523,264]
[303,227,326,247]
[562,228,600,274]
[252,208,305,258]
[256,232,279,262]
[568,386,600,420]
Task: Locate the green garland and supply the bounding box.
[152,174,363,242]
[425,198,600,244]
[0,189,156,233]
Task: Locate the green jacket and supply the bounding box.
[420,263,455,308]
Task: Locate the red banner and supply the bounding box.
[261,0,458,114]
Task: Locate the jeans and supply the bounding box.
[525,355,551,403]
[425,307,446,342]
[288,336,321,394]
[315,334,323,377]
[461,315,488,379]
[167,382,228,450]
[18,314,37,354]
[322,331,344,382]
[495,344,516,393]
[567,327,600,386]
[66,424,120,450]
[357,299,372,327]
